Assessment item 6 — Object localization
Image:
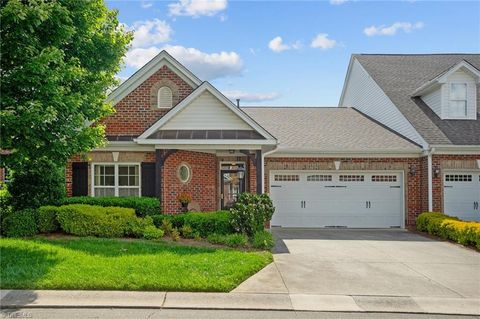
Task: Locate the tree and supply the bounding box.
[0,0,132,208]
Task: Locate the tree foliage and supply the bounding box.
[0,0,132,207]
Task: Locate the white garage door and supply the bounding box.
[443,172,480,221]
[270,171,404,228]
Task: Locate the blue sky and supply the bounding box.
[107,0,479,106]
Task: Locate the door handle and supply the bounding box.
[366,201,368,208]
[369,201,371,208]
[304,201,306,208]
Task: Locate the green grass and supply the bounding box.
[0,237,272,292]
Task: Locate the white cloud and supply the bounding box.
[124,45,244,80]
[223,90,281,103]
[364,21,424,36]
[268,36,302,53]
[310,33,337,49]
[169,0,227,17]
[330,0,348,5]
[127,19,172,48]
[141,1,153,8]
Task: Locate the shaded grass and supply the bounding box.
[0,237,272,292]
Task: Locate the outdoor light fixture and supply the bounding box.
[334,161,341,170]
[229,150,235,154]
[409,164,417,177]
[433,165,440,178]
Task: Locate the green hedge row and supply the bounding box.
[61,196,160,217]
[416,212,480,249]
[152,210,234,237]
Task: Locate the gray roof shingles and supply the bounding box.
[354,54,480,145]
[243,107,420,153]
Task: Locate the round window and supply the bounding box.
[178,163,191,184]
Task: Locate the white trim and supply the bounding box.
[107,51,202,105]
[93,142,155,152]
[137,82,277,142]
[156,144,264,150]
[429,144,480,154]
[137,138,276,146]
[428,151,433,211]
[262,146,278,195]
[412,60,480,96]
[91,162,142,197]
[267,148,423,158]
[269,169,406,229]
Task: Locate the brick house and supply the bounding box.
[67,51,480,228]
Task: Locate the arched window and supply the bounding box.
[158,86,173,109]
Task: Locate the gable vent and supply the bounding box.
[158,86,173,109]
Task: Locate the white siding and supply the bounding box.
[340,59,427,147]
[421,87,442,117]
[441,69,477,120]
[162,91,253,130]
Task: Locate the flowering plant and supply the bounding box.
[176,191,192,205]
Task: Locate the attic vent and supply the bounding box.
[158,86,173,109]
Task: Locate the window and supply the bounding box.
[158,86,173,109]
[449,83,467,117]
[372,175,397,182]
[339,175,364,182]
[93,164,140,197]
[307,175,332,182]
[274,174,299,182]
[177,163,191,184]
[445,174,472,182]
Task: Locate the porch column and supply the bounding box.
[155,149,177,203]
[255,150,262,194]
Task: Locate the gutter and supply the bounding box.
[423,147,436,212]
[261,146,278,194]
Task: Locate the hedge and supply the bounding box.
[61,196,160,217]
[2,209,38,237]
[416,212,480,249]
[56,204,139,238]
[153,211,234,237]
[38,206,61,233]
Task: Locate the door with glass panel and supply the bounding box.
[220,163,246,209]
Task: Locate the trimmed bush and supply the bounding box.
[56,204,138,238]
[171,228,180,241]
[143,225,164,240]
[153,211,234,237]
[125,216,155,238]
[2,209,38,237]
[251,230,275,250]
[38,206,61,233]
[207,233,248,248]
[230,193,275,237]
[180,224,193,239]
[61,196,160,217]
[416,212,480,249]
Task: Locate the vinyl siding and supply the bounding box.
[162,91,253,130]
[442,69,477,120]
[340,59,427,148]
[421,87,442,117]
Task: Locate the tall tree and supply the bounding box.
[0,0,132,208]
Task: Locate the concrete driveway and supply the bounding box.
[234,228,480,298]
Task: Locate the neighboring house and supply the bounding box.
[66,51,480,228]
[340,54,480,222]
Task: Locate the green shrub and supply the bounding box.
[251,230,275,250]
[416,212,480,249]
[0,187,12,235]
[142,225,164,240]
[153,211,233,237]
[56,204,137,238]
[171,228,180,241]
[207,233,248,248]
[160,218,173,236]
[61,196,160,217]
[230,193,275,236]
[180,224,193,239]
[2,209,38,237]
[125,216,155,238]
[37,206,61,233]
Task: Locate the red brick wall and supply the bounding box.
[429,154,480,212]
[248,156,258,194]
[102,65,194,136]
[264,157,423,226]
[162,150,217,213]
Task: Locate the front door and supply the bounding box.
[221,169,246,209]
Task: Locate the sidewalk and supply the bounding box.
[1,290,479,315]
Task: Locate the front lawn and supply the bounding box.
[0,237,272,292]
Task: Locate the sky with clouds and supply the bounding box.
[108,0,479,106]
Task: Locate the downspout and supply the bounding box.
[261,146,278,194]
[427,147,435,212]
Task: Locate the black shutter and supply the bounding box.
[72,162,88,196]
[141,162,156,197]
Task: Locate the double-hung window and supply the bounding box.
[93,164,140,197]
[449,83,467,117]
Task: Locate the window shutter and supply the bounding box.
[141,162,156,197]
[72,162,88,196]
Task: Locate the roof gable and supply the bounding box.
[137,82,276,142]
[107,50,202,105]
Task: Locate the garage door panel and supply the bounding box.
[270,171,403,228]
[444,172,480,222]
